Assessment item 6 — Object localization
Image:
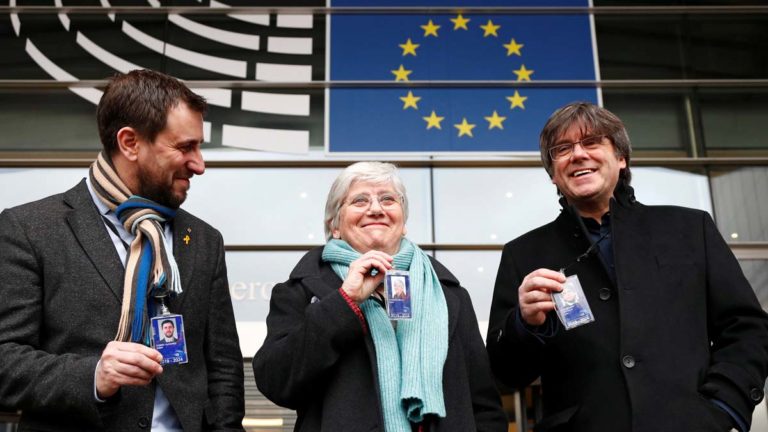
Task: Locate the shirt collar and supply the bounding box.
[85,175,111,216]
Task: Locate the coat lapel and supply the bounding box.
[171,210,198,310]
[443,286,461,340]
[64,180,124,302]
[612,202,656,291]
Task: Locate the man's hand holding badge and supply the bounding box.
[95,341,164,399]
[518,268,594,330]
[518,268,566,327]
[551,273,595,330]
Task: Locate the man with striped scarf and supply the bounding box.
[0,70,244,431]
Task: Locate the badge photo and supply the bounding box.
[552,274,595,330]
[385,270,412,320]
[151,314,189,365]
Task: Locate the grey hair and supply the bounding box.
[324,161,409,240]
[539,101,632,185]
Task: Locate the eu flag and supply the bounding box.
[328,0,599,153]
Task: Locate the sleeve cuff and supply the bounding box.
[93,360,106,403]
[513,309,558,343]
[711,398,747,432]
[338,288,368,335]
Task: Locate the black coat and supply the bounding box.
[487,188,768,432]
[253,247,507,432]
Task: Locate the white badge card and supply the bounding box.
[151,314,189,365]
[551,274,595,330]
[385,270,412,320]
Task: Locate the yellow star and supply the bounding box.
[391,65,412,82]
[485,111,507,130]
[399,91,421,110]
[450,14,470,30]
[421,19,440,37]
[399,38,419,56]
[503,38,524,56]
[480,19,501,37]
[513,64,534,81]
[454,118,476,137]
[423,111,444,130]
[506,90,528,109]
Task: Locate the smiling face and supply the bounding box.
[551,123,626,216]
[135,102,205,209]
[332,180,406,255]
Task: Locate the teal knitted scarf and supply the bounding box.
[322,238,448,431]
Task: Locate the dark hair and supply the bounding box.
[97,69,207,156]
[539,102,632,186]
[161,320,174,328]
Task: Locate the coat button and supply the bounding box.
[751,387,764,402]
[599,288,612,301]
[138,417,150,429]
[622,355,636,369]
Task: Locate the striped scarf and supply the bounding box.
[322,238,448,432]
[89,152,182,345]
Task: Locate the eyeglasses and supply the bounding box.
[548,135,607,161]
[346,193,401,211]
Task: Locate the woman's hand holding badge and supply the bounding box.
[341,250,393,304]
[518,269,566,326]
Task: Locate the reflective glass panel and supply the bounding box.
[710,167,768,242]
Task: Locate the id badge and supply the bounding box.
[150,314,189,365]
[551,274,595,330]
[385,270,412,320]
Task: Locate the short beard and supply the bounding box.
[136,166,185,209]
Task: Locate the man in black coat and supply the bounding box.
[486,102,768,432]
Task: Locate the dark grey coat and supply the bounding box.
[0,180,245,431]
[487,187,768,432]
[253,247,507,432]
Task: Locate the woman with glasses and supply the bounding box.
[253,161,506,432]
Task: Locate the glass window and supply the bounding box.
[686,15,768,80]
[433,167,712,245]
[182,166,433,245]
[0,168,87,208]
[710,167,768,242]
[595,15,685,80]
[603,90,690,154]
[0,90,99,151]
[0,166,433,246]
[226,250,309,356]
[631,167,711,212]
[595,9,768,80]
[0,11,327,152]
[699,89,768,153]
[740,259,768,311]
[432,250,503,332]
[432,168,560,245]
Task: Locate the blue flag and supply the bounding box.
[328,0,599,153]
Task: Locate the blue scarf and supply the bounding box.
[322,238,448,431]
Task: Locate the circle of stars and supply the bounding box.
[391,14,533,138]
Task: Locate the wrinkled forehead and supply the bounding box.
[347,180,397,195]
